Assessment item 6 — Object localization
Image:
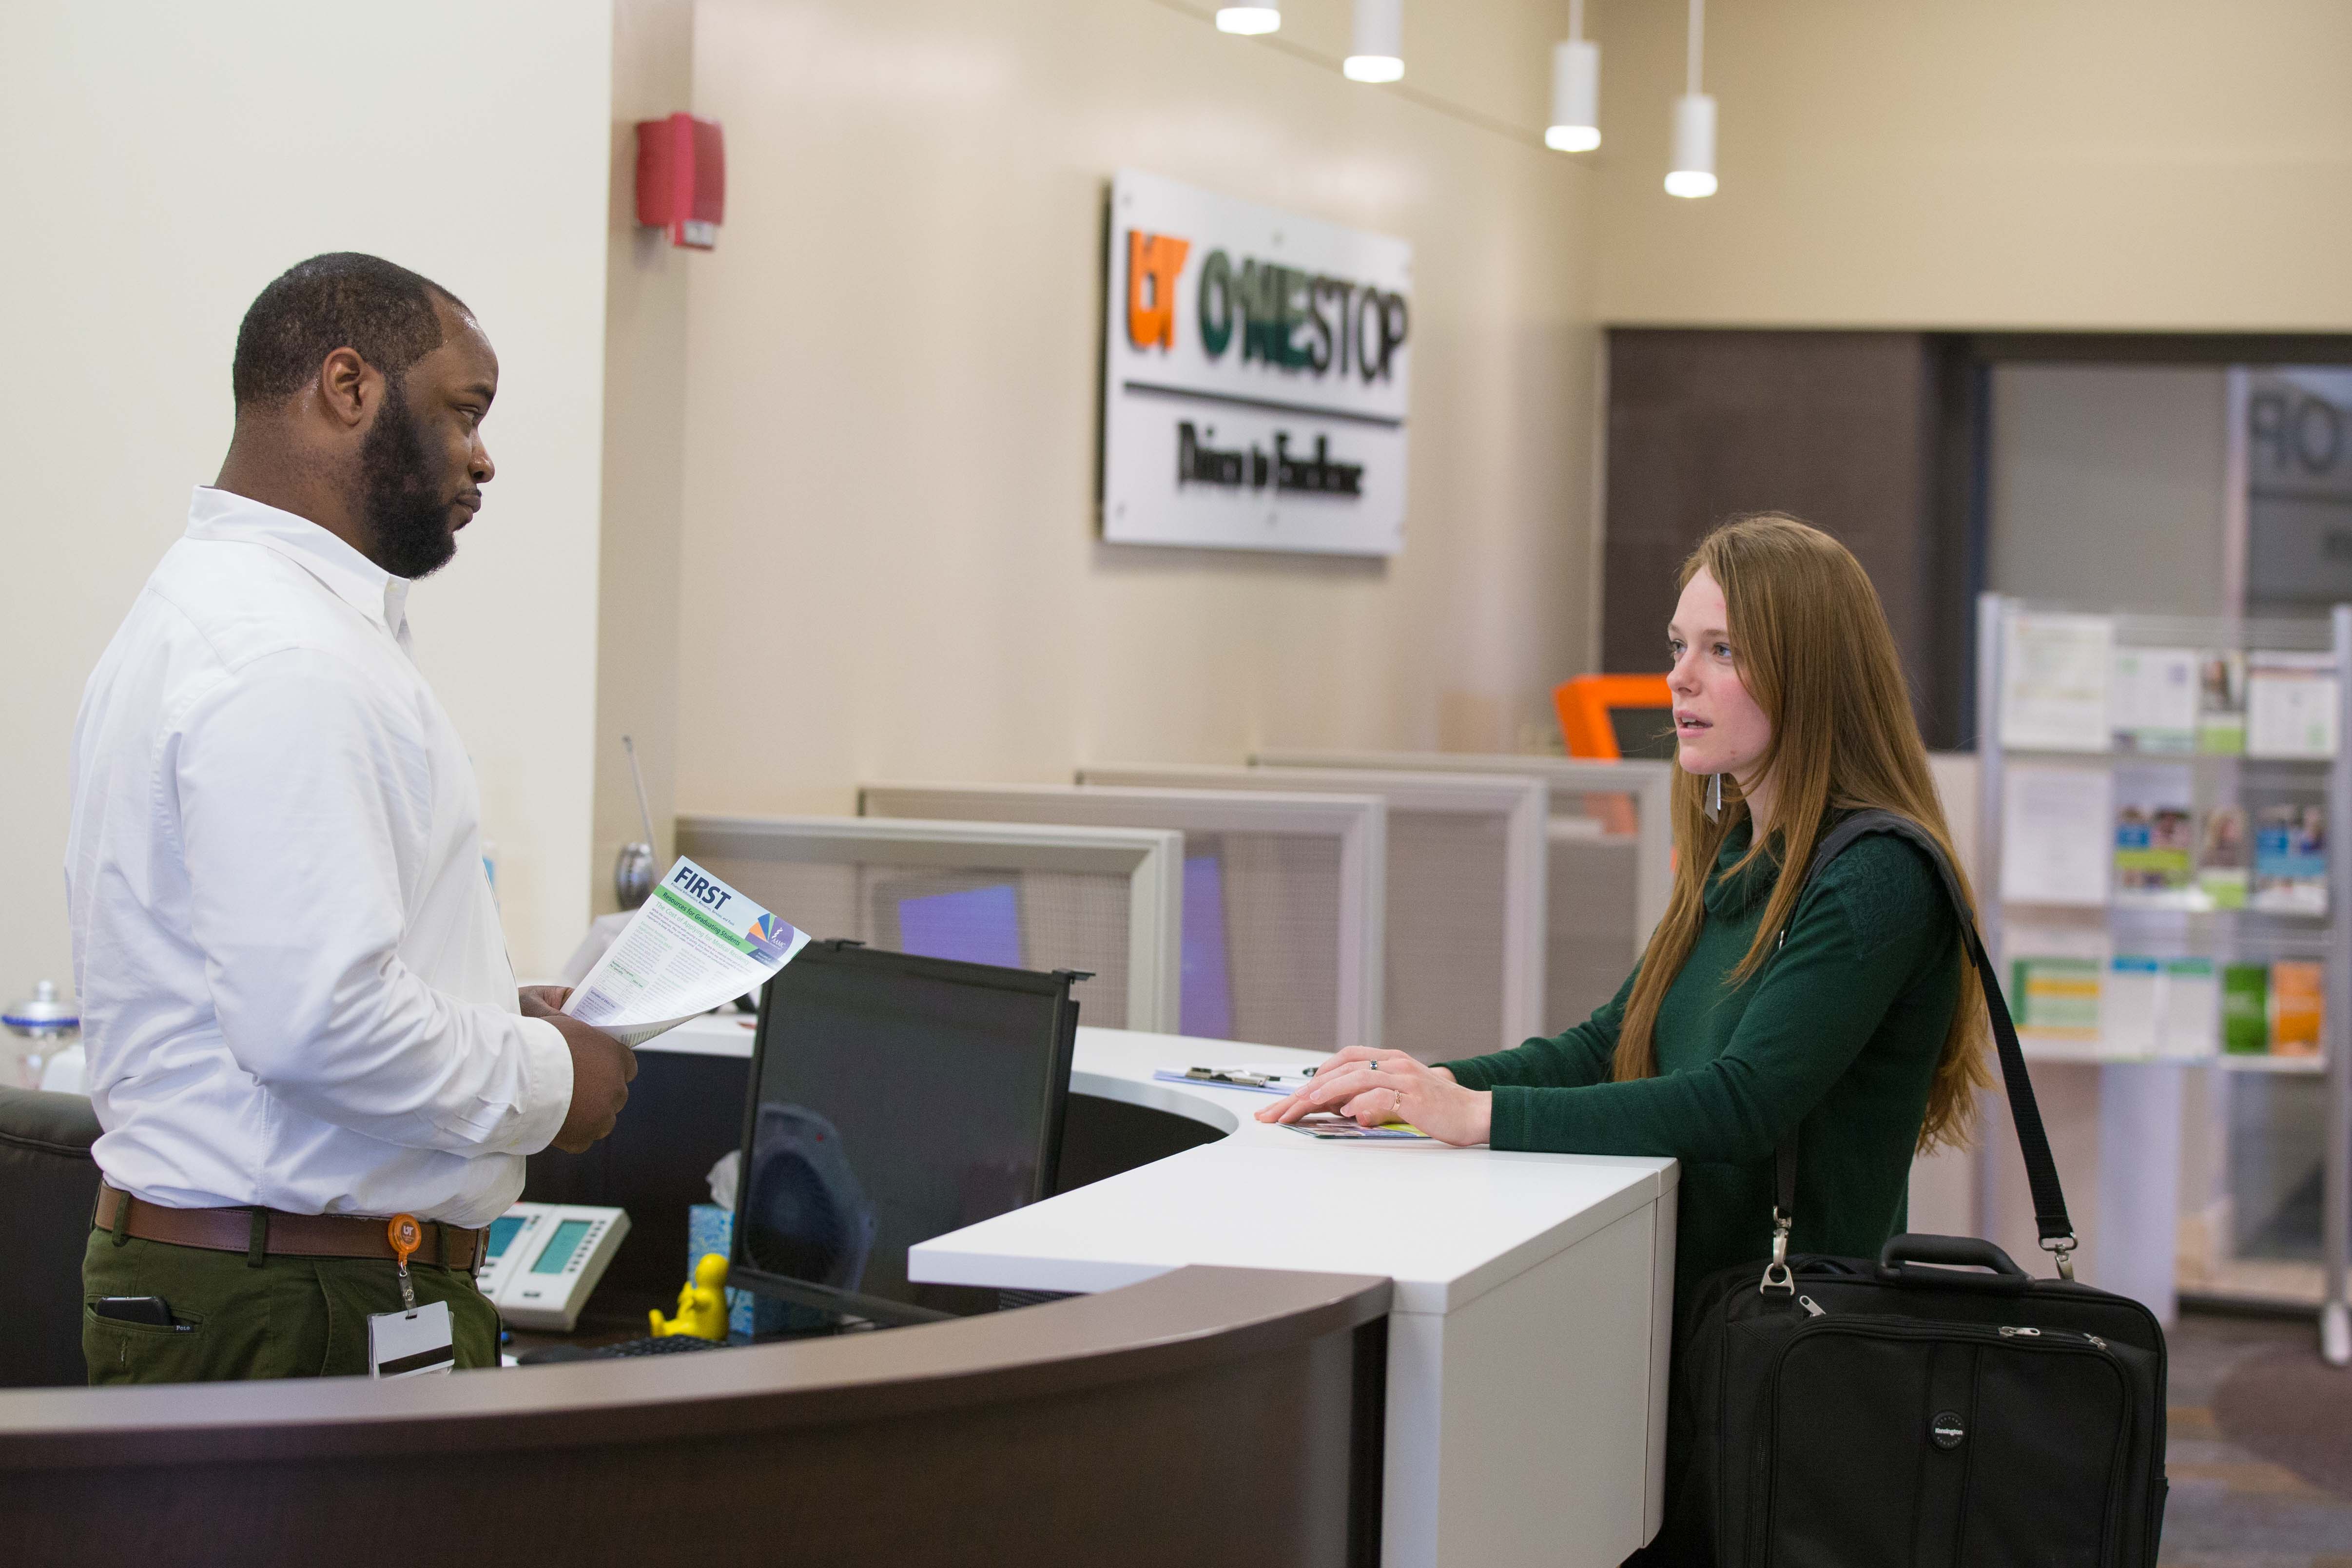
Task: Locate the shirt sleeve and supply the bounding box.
[1486,841,1953,1161]
[1441,965,1635,1092]
[173,646,572,1157]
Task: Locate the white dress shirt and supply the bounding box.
[65,487,572,1227]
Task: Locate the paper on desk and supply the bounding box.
[562,857,810,1047]
[1283,1117,1433,1142]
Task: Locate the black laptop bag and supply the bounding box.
[1671,810,2168,1568]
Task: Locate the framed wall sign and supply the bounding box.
[1100,169,1412,558]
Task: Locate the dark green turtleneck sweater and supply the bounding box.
[1443,819,1961,1307]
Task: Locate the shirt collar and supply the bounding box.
[185,485,410,640]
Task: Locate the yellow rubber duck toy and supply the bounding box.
[649,1252,731,1340]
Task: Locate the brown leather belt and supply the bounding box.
[93,1183,486,1271]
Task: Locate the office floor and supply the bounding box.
[2163,1310,2352,1566]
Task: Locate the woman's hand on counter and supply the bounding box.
[1254,1047,1493,1146]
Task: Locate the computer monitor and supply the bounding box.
[731,940,1080,1327]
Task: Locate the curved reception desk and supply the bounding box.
[0,1264,1386,1566]
[0,1023,1675,1568]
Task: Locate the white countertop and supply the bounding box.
[650,1015,1676,1316]
[931,1027,1674,1316]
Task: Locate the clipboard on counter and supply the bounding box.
[1153,1063,1317,1096]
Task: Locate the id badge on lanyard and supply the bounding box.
[369,1214,455,1379]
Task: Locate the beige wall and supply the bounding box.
[39,0,2336,1003]
[593,0,699,916]
[667,0,1602,822]
[1590,0,2352,329]
[0,2,614,987]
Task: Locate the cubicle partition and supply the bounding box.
[1084,764,1548,1061]
[0,1266,1391,1568]
[1253,751,1675,1034]
[674,814,1184,1034]
[860,783,1384,1054]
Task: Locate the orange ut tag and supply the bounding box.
[388,1213,422,1315]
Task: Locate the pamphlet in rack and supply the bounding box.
[2198,652,2248,754]
[2111,646,2199,754]
[2247,652,2340,760]
[2000,764,2112,906]
[2001,612,2114,752]
[2196,806,2250,910]
[2112,766,2196,909]
[2012,955,2101,1041]
[2273,961,2326,1057]
[2251,804,2328,915]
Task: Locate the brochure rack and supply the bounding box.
[1975,594,2352,1362]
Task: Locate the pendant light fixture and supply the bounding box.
[1665,0,1717,197]
[1545,0,1600,152]
[1343,0,1405,82]
[1215,2,1280,35]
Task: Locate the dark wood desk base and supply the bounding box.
[0,1266,1389,1567]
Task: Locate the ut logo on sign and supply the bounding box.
[1126,229,1191,351]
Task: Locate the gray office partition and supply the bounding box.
[674,815,1184,1034]
[1251,750,1675,1035]
[860,783,1383,1055]
[1082,764,1546,1062]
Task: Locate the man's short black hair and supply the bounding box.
[231,252,468,408]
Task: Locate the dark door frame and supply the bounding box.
[1605,329,2352,751]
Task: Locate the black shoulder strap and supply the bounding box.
[1772,808,2076,1274]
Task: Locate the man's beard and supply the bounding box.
[358,378,458,580]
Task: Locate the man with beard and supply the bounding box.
[64,253,633,1382]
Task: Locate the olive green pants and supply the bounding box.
[82,1229,501,1384]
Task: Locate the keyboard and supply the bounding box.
[510,1334,728,1365]
[595,1335,725,1358]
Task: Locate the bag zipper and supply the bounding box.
[1786,1298,2113,1352]
[1751,1317,2134,1568]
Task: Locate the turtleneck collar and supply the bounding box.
[1704,817,1782,918]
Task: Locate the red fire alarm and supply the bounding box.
[635,113,725,250]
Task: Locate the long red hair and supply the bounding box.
[1610,515,1990,1153]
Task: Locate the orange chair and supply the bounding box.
[1553,675,1674,761]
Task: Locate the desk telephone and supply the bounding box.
[476,1203,630,1332]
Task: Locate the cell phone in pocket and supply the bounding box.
[90,1295,181,1328]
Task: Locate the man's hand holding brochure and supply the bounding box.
[564,857,811,1046]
